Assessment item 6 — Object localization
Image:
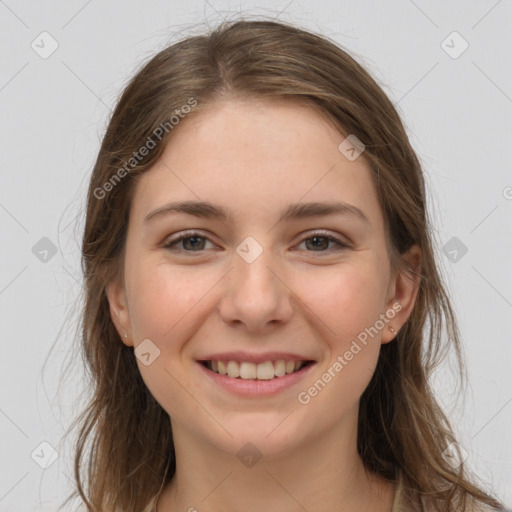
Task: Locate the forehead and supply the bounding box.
[131,98,385,232]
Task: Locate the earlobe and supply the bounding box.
[382,244,421,344]
[105,277,133,347]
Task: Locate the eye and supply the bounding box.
[162,230,350,254]
[296,231,350,253]
[163,231,216,252]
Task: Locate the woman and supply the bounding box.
[68,18,509,512]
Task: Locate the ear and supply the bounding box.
[105,274,134,347]
[381,244,421,344]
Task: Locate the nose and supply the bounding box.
[217,242,294,333]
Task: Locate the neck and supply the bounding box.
[155,410,396,512]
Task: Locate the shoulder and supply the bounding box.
[391,470,510,512]
[467,502,511,512]
[453,495,511,512]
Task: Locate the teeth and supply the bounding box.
[218,361,227,375]
[240,362,257,379]
[274,360,286,377]
[206,359,308,380]
[256,361,274,380]
[227,361,240,378]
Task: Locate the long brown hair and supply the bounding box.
[64,17,505,512]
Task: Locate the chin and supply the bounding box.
[205,411,313,461]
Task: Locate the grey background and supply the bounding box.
[0,1,511,510]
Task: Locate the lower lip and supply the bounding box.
[197,362,315,397]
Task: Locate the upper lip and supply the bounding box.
[197,351,315,364]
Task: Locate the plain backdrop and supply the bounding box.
[0,1,511,510]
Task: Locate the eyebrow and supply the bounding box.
[144,200,370,225]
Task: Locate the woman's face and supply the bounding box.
[107,98,419,459]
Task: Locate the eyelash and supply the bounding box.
[162,230,350,254]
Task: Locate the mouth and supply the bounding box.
[199,359,315,380]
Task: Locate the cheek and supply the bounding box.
[295,258,388,344]
[294,264,386,412]
[125,261,218,418]
[127,260,214,344]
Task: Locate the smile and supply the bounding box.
[201,359,313,380]
[197,357,316,397]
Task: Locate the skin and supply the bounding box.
[106,98,421,512]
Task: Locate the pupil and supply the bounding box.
[184,236,204,250]
[307,236,327,251]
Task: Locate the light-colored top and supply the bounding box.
[142,471,509,512]
[390,470,508,512]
